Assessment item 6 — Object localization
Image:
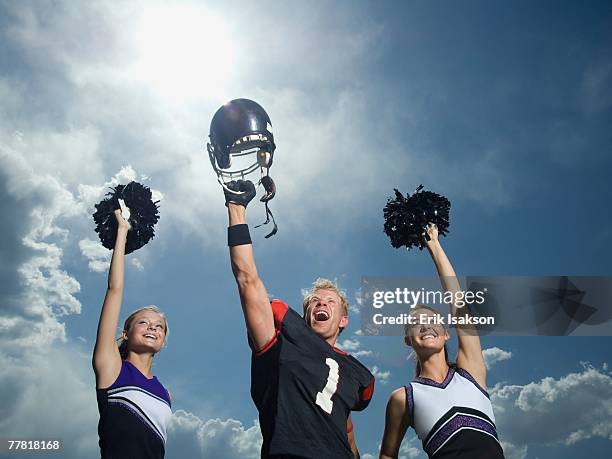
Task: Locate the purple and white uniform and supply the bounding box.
[406,367,504,458]
[97,360,172,459]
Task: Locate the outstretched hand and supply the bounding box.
[114,208,130,232]
[224,179,256,207]
[424,222,439,247]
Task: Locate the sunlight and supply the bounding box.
[132,3,235,100]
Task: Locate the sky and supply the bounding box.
[0,1,611,458]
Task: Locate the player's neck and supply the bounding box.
[325,332,340,348]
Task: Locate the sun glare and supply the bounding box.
[133,3,235,100]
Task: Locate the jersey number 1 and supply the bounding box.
[316,358,339,414]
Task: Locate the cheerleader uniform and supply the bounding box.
[406,366,504,458]
[97,360,172,459]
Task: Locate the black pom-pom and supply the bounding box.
[383,185,450,250]
[93,181,160,254]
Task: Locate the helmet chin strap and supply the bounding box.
[259,175,276,201]
[255,173,277,238]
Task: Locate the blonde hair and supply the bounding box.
[302,278,349,323]
[404,304,453,377]
[117,306,169,359]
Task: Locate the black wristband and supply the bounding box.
[228,224,252,247]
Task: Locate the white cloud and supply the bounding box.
[0,133,108,458]
[499,441,528,459]
[79,238,111,272]
[338,339,361,352]
[0,144,83,350]
[167,410,261,459]
[79,237,145,273]
[370,365,391,385]
[338,288,363,316]
[18,239,81,319]
[353,350,374,358]
[351,287,363,315]
[399,436,426,458]
[0,139,100,458]
[491,363,612,447]
[6,125,104,188]
[131,257,144,272]
[337,337,374,358]
[76,165,138,208]
[0,347,99,458]
[482,346,512,369]
[373,435,425,459]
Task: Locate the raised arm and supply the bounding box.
[225,181,275,351]
[424,224,486,387]
[380,388,409,459]
[92,210,128,388]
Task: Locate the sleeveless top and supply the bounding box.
[406,367,504,458]
[97,360,172,458]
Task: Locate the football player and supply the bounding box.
[224,180,374,459]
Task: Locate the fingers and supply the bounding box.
[240,180,256,195]
[421,222,438,245]
[114,208,126,221]
[227,179,255,193]
[114,207,130,229]
[224,179,256,207]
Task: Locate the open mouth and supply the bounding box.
[419,330,438,340]
[144,334,157,340]
[313,309,330,322]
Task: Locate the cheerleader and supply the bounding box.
[92,209,172,459]
[380,224,505,459]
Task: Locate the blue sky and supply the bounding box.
[1,1,611,458]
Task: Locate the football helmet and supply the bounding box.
[207,98,278,236]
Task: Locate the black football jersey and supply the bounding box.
[251,300,375,458]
